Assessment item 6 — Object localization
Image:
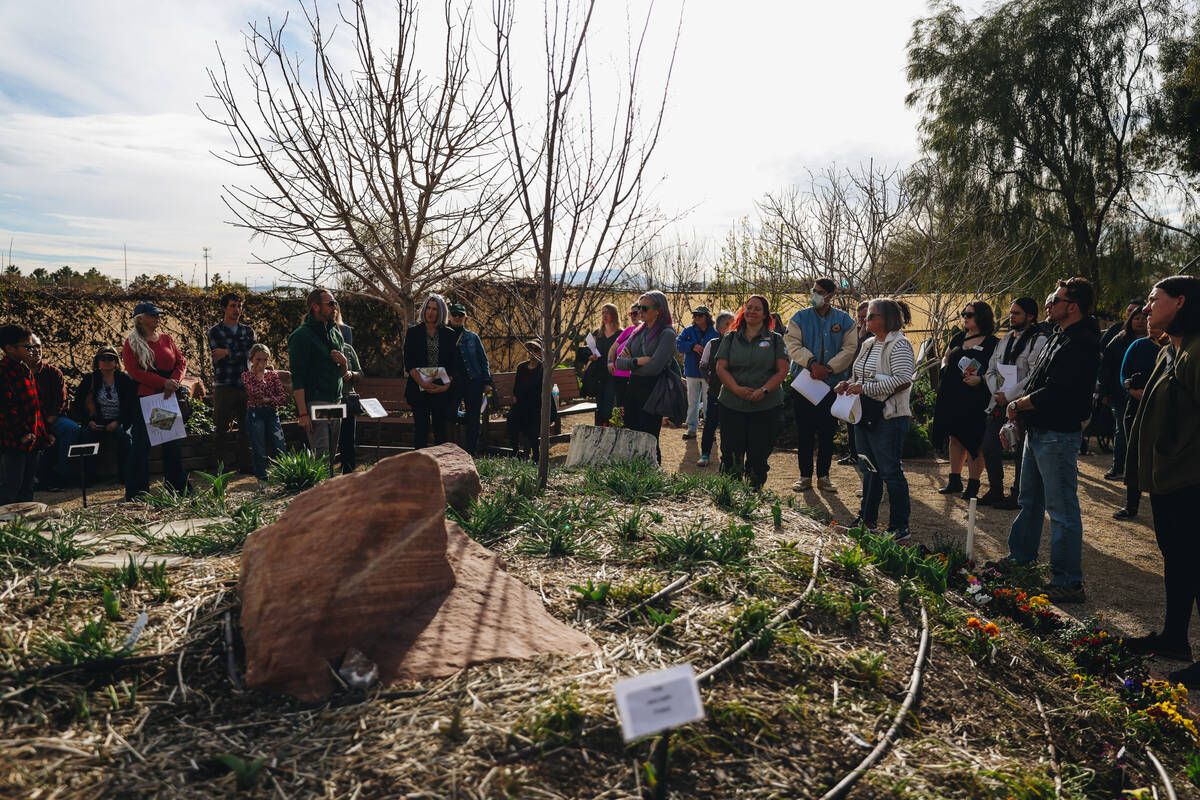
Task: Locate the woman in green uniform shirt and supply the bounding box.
[714,295,790,489]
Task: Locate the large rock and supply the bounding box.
[419,443,483,512]
[0,502,64,522]
[565,424,659,468]
[239,450,595,701]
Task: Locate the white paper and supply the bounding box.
[359,398,387,419]
[140,394,186,446]
[830,393,862,424]
[996,364,1018,390]
[415,367,450,391]
[958,356,982,376]
[614,664,706,742]
[585,332,601,358]
[790,368,830,405]
[68,442,101,457]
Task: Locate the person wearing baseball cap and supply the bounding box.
[446,303,494,456]
[676,305,718,440]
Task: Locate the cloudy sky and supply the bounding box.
[0,1,956,286]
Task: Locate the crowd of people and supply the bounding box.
[2,274,1198,680]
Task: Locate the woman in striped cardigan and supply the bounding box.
[835,298,916,541]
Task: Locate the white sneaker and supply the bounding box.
[817,476,837,492]
[792,476,813,491]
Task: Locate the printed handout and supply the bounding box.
[139,393,186,447]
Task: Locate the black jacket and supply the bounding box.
[72,371,139,427]
[1022,319,1102,433]
[402,323,462,404]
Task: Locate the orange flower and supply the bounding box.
[967,617,983,630]
[983,622,1000,637]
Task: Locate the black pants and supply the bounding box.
[700,393,721,457]
[793,395,835,477]
[412,399,449,450]
[126,412,188,501]
[0,448,37,504]
[338,414,357,473]
[624,376,663,461]
[449,377,486,455]
[719,405,781,489]
[847,421,858,461]
[981,409,1023,494]
[78,424,133,485]
[1151,486,1200,645]
[507,417,539,460]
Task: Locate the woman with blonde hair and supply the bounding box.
[583,302,623,425]
[242,343,290,489]
[122,301,189,501]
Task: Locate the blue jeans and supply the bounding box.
[41,416,80,483]
[1007,427,1084,586]
[1110,394,1127,473]
[685,377,705,432]
[246,407,287,480]
[856,416,911,531]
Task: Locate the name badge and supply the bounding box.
[759,340,771,348]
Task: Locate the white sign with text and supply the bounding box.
[613,664,705,742]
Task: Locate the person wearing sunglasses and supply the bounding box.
[1123,275,1200,686]
[0,323,51,503]
[71,345,138,486]
[607,302,643,411]
[933,300,998,500]
[613,291,678,458]
[993,277,1101,604]
[288,288,350,464]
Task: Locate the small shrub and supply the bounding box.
[651,519,712,565]
[706,473,759,519]
[184,397,215,436]
[614,507,645,542]
[729,601,775,654]
[516,688,586,745]
[448,493,514,545]
[644,606,679,629]
[570,579,611,605]
[584,459,671,503]
[608,575,662,605]
[830,543,873,580]
[514,499,606,557]
[33,617,125,665]
[101,585,121,621]
[902,423,933,459]
[845,648,888,688]
[268,449,331,492]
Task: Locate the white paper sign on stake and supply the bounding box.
[139,394,187,446]
[585,332,601,358]
[358,398,388,418]
[309,403,347,420]
[996,364,1018,391]
[790,368,830,405]
[613,664,705,742]
[830,393,862,424]
[68,442,101,457]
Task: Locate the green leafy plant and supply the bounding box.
[0,518,92,575]
[184,397,215,436]
[33,617,127,664]
[193,463,235,503]
[845,648,888,688]
[771,501,782,528]
[569,579,611,605]
[644,606,680,629]
[583,459,672,503]
[268,448,330,492]
[706,522,756,567]
[513,498,606,557]
[845,585,877,627]
[101,585,121,621]
[614,507,645,542]
[729,601,775,654]
[706,473,759,519]
[516,688,586,745]
[149,501,268,557]
[512,469,539,499]
[651,519,711,565]
[146,561,171,602]
[141,484,192,510]
[448,493,514,545]
[214,754,268,791]
[831,543,873,580]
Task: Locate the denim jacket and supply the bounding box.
[453,327,494,385]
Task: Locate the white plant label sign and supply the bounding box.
[358,398,387,418]
[613,664,705,742]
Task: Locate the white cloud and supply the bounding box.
[0,0,952,282]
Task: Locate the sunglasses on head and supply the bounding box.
[637,304,657,312]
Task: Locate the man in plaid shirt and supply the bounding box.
[1,324,51,504]
[206,293,257,472]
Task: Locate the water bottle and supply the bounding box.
[552,383,560,407]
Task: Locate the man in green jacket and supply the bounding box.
[287,288,347,461]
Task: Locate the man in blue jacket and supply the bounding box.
[676,306,718,439]
[448,303,494,456]
[784,279,858,492]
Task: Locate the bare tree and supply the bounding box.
[203,0,519,326]
[493,0,678,488]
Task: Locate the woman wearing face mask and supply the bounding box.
[933,300,999,500]
[72,346,138,486]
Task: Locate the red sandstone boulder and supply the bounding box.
[239,450,595,701]
[421,443,483,512]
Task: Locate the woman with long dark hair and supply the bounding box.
[933,300,999,500]
[72,345,138,486]
[607,302,641,411]
[1099,306,1147,479]
[613,290,677,455]
[714,295,789,488]
[1124,276,1200,685]
[403,294,462,449]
